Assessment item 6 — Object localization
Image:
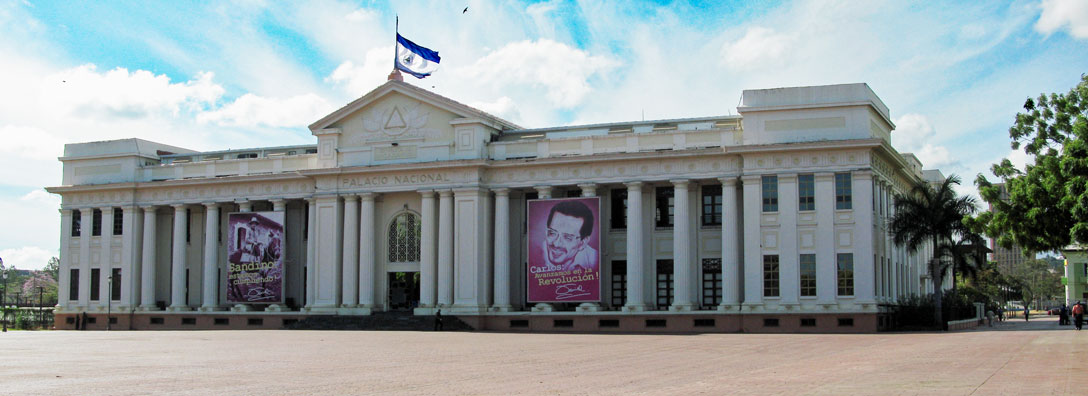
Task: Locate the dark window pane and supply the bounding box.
[655,187,674,228]
[762,176,778,212]
[798,174,815,211]
[610,189,627,229]
[111,268,122,300]
[90,268,100,301]
[702,185,723,226]
[113,209,124,235]
[92,209,102,236]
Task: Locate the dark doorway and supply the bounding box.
[387,272,420,311]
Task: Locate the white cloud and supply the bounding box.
[197,93,334,128]
[0,125,66,161]
[720,27,792,71]
[44,65,223,120]
[326,46,396,97]
[20,189,59,206]
[0,246,55,271]
[1036,0,1088,39]
[893,113,956,170]
[468,96,521,124]
[459,39,619,108]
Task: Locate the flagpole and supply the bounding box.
[394,15,398,70]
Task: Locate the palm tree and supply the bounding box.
[889,175,978,328]
[937,231,990,292]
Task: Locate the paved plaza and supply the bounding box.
[1,316,1085,395]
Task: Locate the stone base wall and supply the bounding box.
[55,313,308,331]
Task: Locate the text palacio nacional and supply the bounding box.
[48,77,944,332]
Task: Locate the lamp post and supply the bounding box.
[106,275,112,331]
[2,258,8,333]
[38,286,44,330]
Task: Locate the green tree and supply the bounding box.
[890,175,978,328]
[44,257,59,280]
[937,231,989,292]
[974,74,1088,252]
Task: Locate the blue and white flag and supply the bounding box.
[395,34,441,79]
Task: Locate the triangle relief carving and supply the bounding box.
[357,101,441,144]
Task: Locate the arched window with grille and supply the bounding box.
[388,212,421,263]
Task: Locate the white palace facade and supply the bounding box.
[47,79,940,332]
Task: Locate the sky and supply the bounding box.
[1,0,1087,270]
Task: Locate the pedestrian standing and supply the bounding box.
[998,307,1005,322]
[986,310,994,327]
[1060,305,1069,326]
[1073,302,1085,331]
[434,309,443,331]
[1024,306,1029,322]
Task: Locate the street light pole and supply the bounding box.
[106,275,112,331]
[2,261,8,333]
[38,286,44,330]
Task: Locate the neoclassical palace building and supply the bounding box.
[48,77,939,332]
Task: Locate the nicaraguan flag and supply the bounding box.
[396,34,441,79]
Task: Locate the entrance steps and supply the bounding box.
[285,311,473,331]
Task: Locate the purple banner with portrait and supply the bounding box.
[527,197,601,303]
[227,211,285,304]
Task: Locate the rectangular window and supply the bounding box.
[185,210,191,243]
[610,189,627,229]
[838,253,854,296]
[763,255,780,297]
[798,174,815,211]
[72,210,81,237]
[69,269,79,300]
[111,268,122,301]
[702,258,723,306]
[656,260,674,307]
[92,209,102,236]
[654,187,674,228]
[611,261,627,307]
[112,209,123,235]
[702,185,723,226]
[90,268,100,301]
[762,176,778,212]
[835,173,853,210]
[800,254,817,297]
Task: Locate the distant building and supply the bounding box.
[1063,246,1088,305]
[986,184,1028,275]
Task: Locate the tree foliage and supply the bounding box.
[890,174,978,327]
[974,74,1088,252]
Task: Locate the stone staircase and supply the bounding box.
[284,311,474,331]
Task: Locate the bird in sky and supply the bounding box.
[463,6,468,14]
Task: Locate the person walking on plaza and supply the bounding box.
[1024,306,1029,322]
[1060,305,1069,326]
[997,307,1005,322]
[434,309,443,332]
[1073,302,1085,331]
[986,309,995,327]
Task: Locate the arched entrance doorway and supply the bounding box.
[387,272,420,311]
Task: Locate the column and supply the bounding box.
[719,178,740,309]
[168,204,190,311]
[452,188,491,311]
[671,180,695,311]
[271,199,286,212]
[852,171,876,304]
[534,185,553,199]
[98,207,114,309]
[120,206,139,310]
[437,190,454,307]
[491,189,512,311]
[814,173,837,305]
[57,209,73,308]
[78,208,92,308]
[418,191,437,309]
[779,174,800,307]
[310,196,344,309]
[340,195,359,308]
[578,183,597,197]
[305,199,317,308]
[358,193,376,308]
[623,181,647,311]
[200,203,220,311]
[237,200,252,213]
[139,206,158,310]
[741,175,763,307]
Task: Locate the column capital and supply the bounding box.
[533,185,553,196]
[342,194,359,202]
[270,198,287,205]
[418,190,436,198]
[438,189,454,198]
[777,173,798,182]
[304,197,317,204]
[358,192,377,201]
[669,179,690,187]
[815,172,835,181]
[740,174,761,183]
[718,176,738,187]
[492,188,510,196]
[100,206,115,213]
[141,205,157,212]
[202,202,220,209]
[121,205,139,213]
[624,181,644,191]
[170,203,188,209]
[234,199,250,205]
[60,208,73,215]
